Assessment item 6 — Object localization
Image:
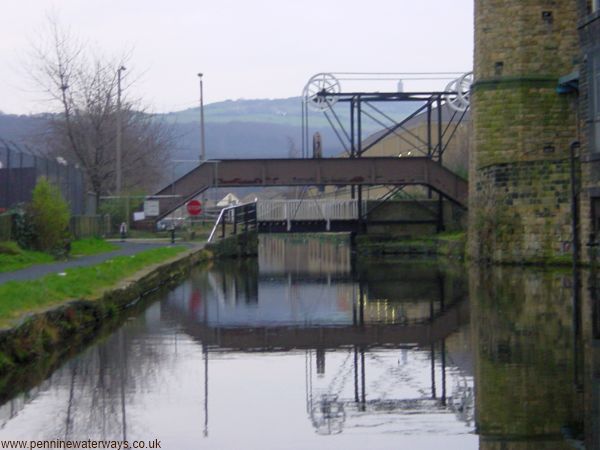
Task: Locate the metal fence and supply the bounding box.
[0,141,87,215]
[257,199,359,221]
[0,214,11,241]
[70,215,111,239]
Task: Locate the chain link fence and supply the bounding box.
[0,140,87,215]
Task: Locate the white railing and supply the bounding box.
[257,199,359,231]
[207,201,257,243]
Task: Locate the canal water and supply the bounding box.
[0,236,594,449]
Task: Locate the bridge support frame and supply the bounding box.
[300,88,468,235]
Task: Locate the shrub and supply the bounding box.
[12,207,36,250]
[29,178,71,257]
[0,241,20,255]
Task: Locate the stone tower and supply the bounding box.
[469,0,580,263]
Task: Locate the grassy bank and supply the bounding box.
[0,289,157,403]
[0,242,54,273]
[0,245,211,397]
[0,238,121,273]
[70,238,119,256]
[0,246,186,328]
[356,231,466,259]
[127,226,214,242]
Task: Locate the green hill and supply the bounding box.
[0,96,417,180]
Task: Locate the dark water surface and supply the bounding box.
[0,236,594,449]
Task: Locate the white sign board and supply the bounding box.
[144,200,160,217]
[133,211,145,222]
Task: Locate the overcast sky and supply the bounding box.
[0,0,474,115]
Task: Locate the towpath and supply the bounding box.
[0,240,197,285]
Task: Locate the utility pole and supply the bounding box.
[116,66,126,194]
[198,73,206,162]
[116,66,128,228]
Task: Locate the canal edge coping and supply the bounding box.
[0,244,213,383]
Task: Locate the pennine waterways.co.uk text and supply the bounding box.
[1,439,161,450]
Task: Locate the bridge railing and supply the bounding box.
[257,199,358,221]
[207,202,257,243]
[256,199,359,232]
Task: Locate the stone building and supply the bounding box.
[469,0,600,263]
[578,0,600,261]
[469,0,580,263]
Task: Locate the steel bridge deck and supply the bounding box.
[152,157,468,220]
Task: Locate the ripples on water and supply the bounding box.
[0,235,594,449]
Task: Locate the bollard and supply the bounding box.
[170,228,175,244]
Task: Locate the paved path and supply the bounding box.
[0,241,190,285]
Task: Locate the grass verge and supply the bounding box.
[70,238,119,256]
[0,242,54,273]
[355,232,466,259]
[0,246,186,328]
[126,224,213,242]
[0,238,119,273]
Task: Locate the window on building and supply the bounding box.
[594,283,600,339]
[594,0,600,13]
[591,197,600,241]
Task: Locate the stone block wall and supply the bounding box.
[472,159,574,262]
[469,0,580,262]
[475,1,578,79]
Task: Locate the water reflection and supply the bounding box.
[182,236,468,330]
[162,236,474,441]
[0,303,182,441]
[471,265,589,450]
[1,236,598,449]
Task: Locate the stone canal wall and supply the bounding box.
[0,246,211,401]
[206,231,258,258]
[355,233,466,259]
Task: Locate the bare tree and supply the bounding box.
[29,17,171,207]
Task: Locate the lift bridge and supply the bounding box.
[150,72,471,239]
[154,157,468,241]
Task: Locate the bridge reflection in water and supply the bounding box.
[2,236,597,448]
[163,235,474,436]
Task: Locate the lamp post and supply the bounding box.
[198,73,206,162]
[116,65,126,195]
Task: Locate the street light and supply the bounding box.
[116,65,126,195]
[198,73,206,162]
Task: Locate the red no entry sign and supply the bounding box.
[187,199,202,216]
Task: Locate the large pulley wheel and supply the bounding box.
[444,72,473,112]
[303,73,341,112]
[309,395,346,435]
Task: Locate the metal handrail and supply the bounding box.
[207,201,257,243]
